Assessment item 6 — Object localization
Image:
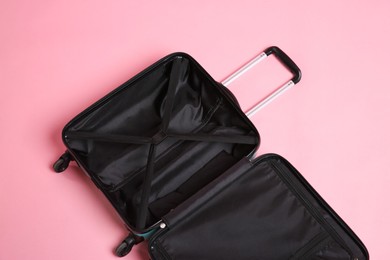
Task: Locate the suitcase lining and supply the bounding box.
[63,54,259,230]
[149,155,362,260]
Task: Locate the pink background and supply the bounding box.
[0,1,388,259]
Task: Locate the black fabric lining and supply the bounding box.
[151,156,358,260]
[168,133,257,144]
[64,61,257,229]
[134,61,181,229]
[65,98,256,230]
[149,151,236,218]
[63,54,260,231]
[135,60,182,229]
[268,159,354,257]
[67,96,225,194]
[67,129,256,230]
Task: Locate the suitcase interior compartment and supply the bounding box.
[62,53,259,230]
[150,155,368,260]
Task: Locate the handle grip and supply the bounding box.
[265,46,301,84]
[221,46,302,118]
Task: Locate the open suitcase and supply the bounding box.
[53,46,369,259]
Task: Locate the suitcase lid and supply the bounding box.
[62,53,259,230]
[149,154,369,260]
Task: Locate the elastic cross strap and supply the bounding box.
[66,131,256,145]
[65,57,257,229]
[66,132,152,144]
[136,144,156,229]
[161,58,182,132]
[170,133,257,144]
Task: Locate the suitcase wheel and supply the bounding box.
[115,236,136,257]
[53,151,72,173]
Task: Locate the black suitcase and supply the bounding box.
[53,46,369,259]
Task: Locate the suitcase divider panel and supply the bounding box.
[148,154,368,260]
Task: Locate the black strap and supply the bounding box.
[66,131,152,144]
[135,60,183,228]
[66,58,255,229]
[169,133,257,145]
[136,144,156,229]
[67,131,256,145]
[161,58,182,132]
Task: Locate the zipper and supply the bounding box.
[268,159,354,257]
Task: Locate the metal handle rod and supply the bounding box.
[245,80,294,118]
[221,46,301,118]
[221,52,267,87]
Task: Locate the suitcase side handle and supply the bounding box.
[221,46,302,118]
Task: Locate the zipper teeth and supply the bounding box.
[269,160,354,257]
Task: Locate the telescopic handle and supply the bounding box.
[221,46,301,118]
